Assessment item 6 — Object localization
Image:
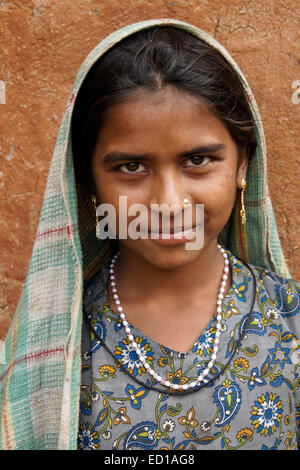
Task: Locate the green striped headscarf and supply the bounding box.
[0,18,291,450]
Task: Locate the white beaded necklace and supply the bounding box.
[109,244,229,391]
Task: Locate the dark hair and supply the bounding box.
[72,26,257,196]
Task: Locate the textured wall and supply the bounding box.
[0,0,299,339]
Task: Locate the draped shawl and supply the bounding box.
[0,18,292,450]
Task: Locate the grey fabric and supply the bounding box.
[79,247,300,450]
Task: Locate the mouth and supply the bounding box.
[149,227,194,235]
[144,223,203,238]
[135,223,203,246]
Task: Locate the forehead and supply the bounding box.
[97,85,234,149]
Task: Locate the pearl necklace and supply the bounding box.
[109,244,229,391]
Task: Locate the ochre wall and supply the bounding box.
[0,0,299,339]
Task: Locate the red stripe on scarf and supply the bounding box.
[0,347,65,382]
[35,225,78,240]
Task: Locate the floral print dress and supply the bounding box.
[78,247,300,450]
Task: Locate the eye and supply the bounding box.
[184,155,213,167]
[117,162,147,174]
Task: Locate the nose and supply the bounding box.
[150,172,187,215]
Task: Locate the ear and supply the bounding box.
[236,145,249,190]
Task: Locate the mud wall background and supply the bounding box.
[0,0,299,339]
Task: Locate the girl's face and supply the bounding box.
[91,85,248,269]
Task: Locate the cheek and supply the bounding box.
[199,173,237,220]
[96,190,147,235]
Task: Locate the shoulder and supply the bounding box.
[247,261,300,336]
[249,262,300,308]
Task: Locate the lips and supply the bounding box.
[148,226,195,234]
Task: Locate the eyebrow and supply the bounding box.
[102,143,225,165]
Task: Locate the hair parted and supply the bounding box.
[72,26,257,196]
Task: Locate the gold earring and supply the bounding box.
[91,194,101,228]
[240,179,247,225]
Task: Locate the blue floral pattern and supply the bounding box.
[78,248,300,450]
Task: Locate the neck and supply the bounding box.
[113,241,228,304]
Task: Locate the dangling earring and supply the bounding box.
[90,194,101,229]
[240,178,247,225]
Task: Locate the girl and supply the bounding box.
[0,19,299,450]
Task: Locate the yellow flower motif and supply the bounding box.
[233,357,249,370]
[158,357,168,367]
[284,431,295,450]
[166,369,189,390]
[178,407,198,428]
[99,365,116,377]
[233,264,242,274]
[154,429,162,440]
[226,300,240,318]
[113,406,131,426]
[236,428,253,441]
